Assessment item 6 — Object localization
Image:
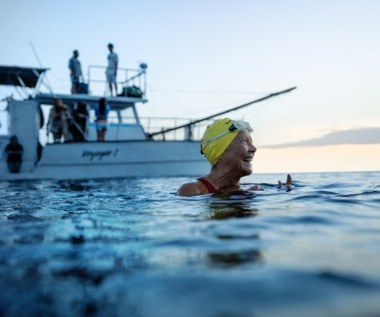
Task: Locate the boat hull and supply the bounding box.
[0,140,210,180]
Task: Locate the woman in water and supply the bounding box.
[176,118,291,196]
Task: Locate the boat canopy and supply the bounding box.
[0,66,48,88]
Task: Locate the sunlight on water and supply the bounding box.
[0,172,380,317]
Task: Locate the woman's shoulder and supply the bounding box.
[176,180,208,196]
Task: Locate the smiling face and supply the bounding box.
[217,131,257,176]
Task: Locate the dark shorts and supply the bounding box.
[71,76,80,88]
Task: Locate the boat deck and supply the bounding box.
[36,93,147,110]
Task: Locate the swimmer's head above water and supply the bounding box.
[200,118,253,166]
[176,118,256,196]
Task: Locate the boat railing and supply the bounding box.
[43,114,209,144]
[136,116,211,141]
[86,64,147,98]
[82,114,209,141]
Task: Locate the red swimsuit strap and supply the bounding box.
[197,177,217,193]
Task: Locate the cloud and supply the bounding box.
[262,127,380,148]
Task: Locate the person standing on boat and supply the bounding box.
[68,50,83,94]
[176,118,291,196]
[70,102,89,142]
[4,135,23,173]
[95,98,110,141]
[106,43,118,96]
[47,98,72,143]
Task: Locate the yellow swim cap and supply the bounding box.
[201,118,253,165]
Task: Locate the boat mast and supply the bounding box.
[148,86,297,138]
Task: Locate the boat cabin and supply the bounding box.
[0,64,149,175]
[0,64,212,180]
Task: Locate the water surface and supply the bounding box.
[0,172,380,317]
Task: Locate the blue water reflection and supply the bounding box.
[0,172,380,316]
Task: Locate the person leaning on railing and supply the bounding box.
[46,99,72,143]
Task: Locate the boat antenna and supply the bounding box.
[148,86,297,138]
[29,41,55,95]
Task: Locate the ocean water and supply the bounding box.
[0,171,379,317]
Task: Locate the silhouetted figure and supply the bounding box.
[70,102,88,142]
[68,50,83,94]
[5,135,23,173]
[95,98,110,141]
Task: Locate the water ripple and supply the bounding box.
[0,172,380,317]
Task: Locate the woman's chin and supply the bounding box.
[240,162,253,175]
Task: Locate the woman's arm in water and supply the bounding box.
[247,174,292,192]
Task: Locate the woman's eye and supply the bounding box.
[241,138,253,146]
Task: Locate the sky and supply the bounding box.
[0,0,379,173]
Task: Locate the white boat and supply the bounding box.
[0,64,295,180]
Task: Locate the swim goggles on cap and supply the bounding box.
[229,120,253,132]
[201,120,253,149]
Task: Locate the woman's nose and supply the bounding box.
[249,143,257,153]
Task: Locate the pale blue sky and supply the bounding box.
[0,0,379,150]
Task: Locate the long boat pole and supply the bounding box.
[148,86,297,137]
